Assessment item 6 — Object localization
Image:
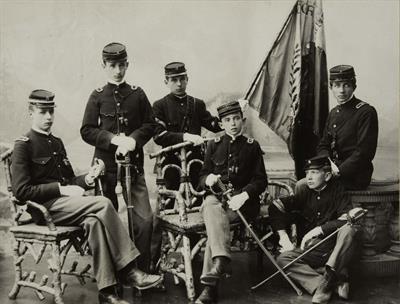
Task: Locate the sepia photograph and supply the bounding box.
[0,0,398,303]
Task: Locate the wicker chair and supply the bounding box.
[0,143,95,304]
[150,141,294,301]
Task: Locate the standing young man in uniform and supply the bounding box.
[195,101,268,304]
[80,42,156,271]
[317,65,378,190]
[12,90,162,304]
[151,62,222,269]
[152,62,222,188]
[153,61,221,151]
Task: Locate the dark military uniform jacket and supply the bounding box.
[317,97,378,190]
[152,93,221,147]
[80,82,156,173]
[269,178,352,247]
[11,129,89,208]
[198,134,268,218]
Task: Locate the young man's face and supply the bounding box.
[30,106,54,132]
[305,168,331,190]
[165,75,188,96]
[219,112,244,137]
[102,60,129,83]
[331,81,355,104]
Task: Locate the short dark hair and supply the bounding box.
[102,59,128,65]
[165,74,188,81]
[329,79,357,89]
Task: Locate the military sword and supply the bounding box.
[251,208,367,291]
[216,179,303,296]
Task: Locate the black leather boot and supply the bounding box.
[200,256,231,285]
[312,267,337,304]
[122,267,163,290]
[98,291,129,304]
[194,285,218,304]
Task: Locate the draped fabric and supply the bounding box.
[247,0,329,178]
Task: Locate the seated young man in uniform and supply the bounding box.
[12,89,162,304]
[195,101,268,304]
[270,156,359,304]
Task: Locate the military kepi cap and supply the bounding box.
[165,62,187,77]
[29,89,56,108]
[304,155,331,170]
[102,42,128,62]
[329,65,356,82]
[217,101,242,119]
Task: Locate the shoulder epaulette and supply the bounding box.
[15,136,29,142]
[247,138,254,144]
[131,85,138,91]
[356,101,366,109]
[214,137,221,143]
[95,87,103,93]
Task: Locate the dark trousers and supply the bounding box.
[277,225,359,294]
[102,172,153,272]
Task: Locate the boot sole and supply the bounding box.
[124,277,164,290]
[200,273,231,285]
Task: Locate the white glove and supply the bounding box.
[277,230,295,252]
[59,185,85,197]
[85,162,104,186]
[228,192,249,211]
[329,158,340,176]
[300,226,323,250]
[115,146,129,157]
[205,174,221,187]
[111,135,136,151]
[183,133,204,146]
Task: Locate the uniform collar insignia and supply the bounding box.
[313,183,328,194]
[171,93,187,101]
[108,79,126,86]
[338,95,355,107]
[225,132,242,141]
[31,127,51,136]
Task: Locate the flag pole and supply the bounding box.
[244,2,297,100]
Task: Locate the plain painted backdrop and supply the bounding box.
[0,0,398,176]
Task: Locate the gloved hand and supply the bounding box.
[205,174,221,187]
[228,192,249,211]
[183,133,204,146]
[85,160,105,186]
[300,226,323,250]
[111,135,136,151]
[329,158,340,177]
[277,230,295,252]
[59,185,85,197]
[115,146,129,157]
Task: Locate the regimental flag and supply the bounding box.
[246,0,329,179]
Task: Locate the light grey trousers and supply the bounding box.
[200,194,239,285]
[48,195,140,290]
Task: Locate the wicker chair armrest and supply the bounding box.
[268,180,294,196]
[26,201,57,231]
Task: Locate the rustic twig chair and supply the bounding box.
[150,141,294,300]
[0,143,95,304]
